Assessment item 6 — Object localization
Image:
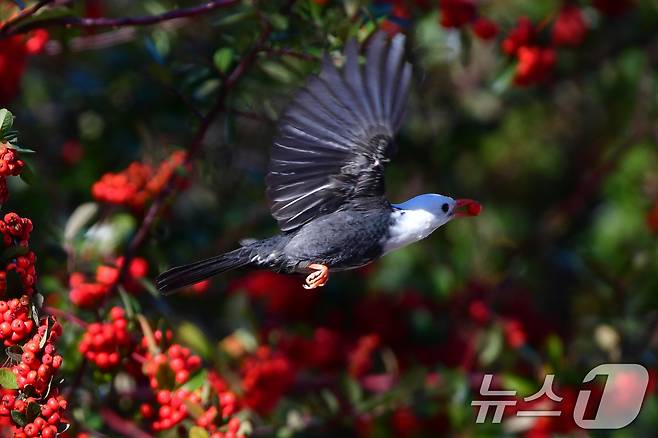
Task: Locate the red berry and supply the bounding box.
[472,17,499,40]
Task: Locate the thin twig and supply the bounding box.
[231,109,275,125]
[100,408,154,438]
[2,0,240,37]
[263,46,319,62]
[0,0,55,36]
[44,306,88,328]
[115,18,273,288]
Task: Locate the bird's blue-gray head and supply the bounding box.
[383,194,482,254]
[393,194,481,224]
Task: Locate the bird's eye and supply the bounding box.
[441,203,450,213]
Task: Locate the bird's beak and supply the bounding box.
[454,199,482,218]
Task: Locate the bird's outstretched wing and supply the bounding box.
[266,31,412,232]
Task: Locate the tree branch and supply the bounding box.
[0,0,55,36]
[263,46,319,62]
[115,19,273,286]
[2,0,240,37]
[101,408,154,438]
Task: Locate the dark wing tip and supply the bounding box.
[155,269,182,295]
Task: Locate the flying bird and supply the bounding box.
[156,31,481,294]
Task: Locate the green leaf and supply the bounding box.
[10,410,26,427]
[213,48,234,74]
[344,0,364,19]
[189,426,210,438]
[26,402,40,422]
[0,109,14,138]
[268,13,288,31]
[177,321,213,360]
[344,376,362,405]
[6,144,35,154]
[501,374,536,398]
[182,369,208,392]
[137,277,159,298]
[0,368,18,389]
[478,325,503,366]
[493,63,516,95]
[1,244,29,261]
[21,384,39,398]
[156,363,176,389]
[2,130,18,143]
[183,398,204,419]
[213,10,255,27]
[118,285,141,318]
[39,317,52,350]
[260,61,295,84]
[63,203,99,243]
[136,314,158,355]
[321,389,339,414]
[19,161,35,185]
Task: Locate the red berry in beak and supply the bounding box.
[454,199,482,218]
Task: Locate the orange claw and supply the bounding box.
[303,263,329,290]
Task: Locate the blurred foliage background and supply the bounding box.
[2,0,658,437]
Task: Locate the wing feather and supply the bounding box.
[266,32,412,232]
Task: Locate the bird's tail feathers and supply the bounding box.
[156,248,251,295]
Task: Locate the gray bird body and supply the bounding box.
[156,32,474,294]
[261,206,394,273]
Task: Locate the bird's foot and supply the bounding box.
[303,263,329,290]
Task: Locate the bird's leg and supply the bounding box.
[303,263,329,290]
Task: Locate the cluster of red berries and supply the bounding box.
[0,212,36,296]
[0,212,33,246]
[0,145,25,175]
[79,307,131,370]
[0,295,34,346]
[0,145,25,197]
[69,256,148,308]
[0,130,32,290]
[141,333,202,389]
[204,417,243,438]
[0,393,67,438]
[241,346,295,414]
[0,113,66,437]
[95,256,149,293]
[138,330,206,431]
[498,2,630,86]
[280,327,343,371]
[503,318,527,349]
[1,318,68,436]
[147,370,245,437]
[377,0,497,40]
[91,150,187,210]
[208,371,240,419]
[141,388,203,431]
[0,30,48,105]
[12,319,64,393]
[68,272,108,308]
[378,1,430,36]
[438,0,476,28]
[501,16,558,86]
[378,1,634,87]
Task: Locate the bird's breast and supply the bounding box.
[381,209,440,255]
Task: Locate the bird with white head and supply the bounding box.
[156,31,481,293]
